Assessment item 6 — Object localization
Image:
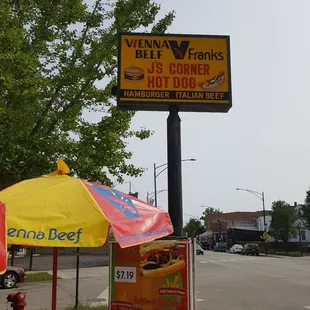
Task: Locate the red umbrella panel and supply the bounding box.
[0,202,6,274]
[83,181,174,247]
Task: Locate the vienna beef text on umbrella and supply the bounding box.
[0,159,174,309]
[0,159,173,248]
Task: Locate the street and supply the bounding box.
[195,251,310,310]
[1,251,310,309]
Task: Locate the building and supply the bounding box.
[203,210,272,246]
[202,203,310,245]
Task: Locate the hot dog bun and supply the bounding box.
[198,71,225,91]
[141,259,185,278]
[140,243,172,258]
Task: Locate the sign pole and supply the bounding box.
[167,106,183,236]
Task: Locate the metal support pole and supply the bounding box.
[153,163,158,208]
[262,191,266,230]
[52,247,58,310]
[167,106,183,236]
[218,209,221,242]
[29,247,34,271]
[297,203,303,257]
[74,247,80,309]
[262,191,267,255]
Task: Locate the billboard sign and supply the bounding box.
[109,240,191,309]
[117,32,232,112]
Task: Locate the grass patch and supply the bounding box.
[64,306,107,310]
[275,251,302,257]
[25,272,54,283]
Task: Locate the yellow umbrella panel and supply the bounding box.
[1,174,110,247]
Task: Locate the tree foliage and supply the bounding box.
[184,218,206,238]
[200,206,217,220]
[302,188,310,229]
[269,200,297,242]
[200,206,221,229]
[0,0,175,189]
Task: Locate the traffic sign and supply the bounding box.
[262,232,269,240]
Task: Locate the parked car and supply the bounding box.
[196,244,204,255]
[214,242,227,252]
[0,266,25,289]
[241,243,259,256]
[229,244,243,254]
[200,242,210,250]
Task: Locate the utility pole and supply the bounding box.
[236,188,268,255]
[296,202,303,256]
[167,106,183,236]
[153,163,158,208]
[218,208,221,242]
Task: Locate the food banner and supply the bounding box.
[109,240,191,310]
[0,202,7,274]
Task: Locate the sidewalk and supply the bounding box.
[28,266,109,280]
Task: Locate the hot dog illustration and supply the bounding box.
[140,243,185,277]
[198,71,225,91]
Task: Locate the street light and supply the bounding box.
[236,187,267,255]
[184,213,201,219]
[236,188,266,231]
[153,158,196,208]
[147,189,167,204]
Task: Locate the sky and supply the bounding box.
[96,0,310,222]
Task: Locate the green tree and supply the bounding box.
[184,218,206,238]
[269,200,297,242]
[200,207,221,229]
[0,0,175,189]
[200,207,217,220]
[302,188,310,229]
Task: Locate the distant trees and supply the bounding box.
[184,218,206,238]
[200,207,217,221]
[302,188,310,229]
[269,200,297,242]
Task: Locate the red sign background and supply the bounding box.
[110,240,190,310]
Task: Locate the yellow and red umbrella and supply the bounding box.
[0,202,6,274]
[0,160,173,248]
[0,159,173,309]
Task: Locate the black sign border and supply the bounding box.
[117,32,232,113]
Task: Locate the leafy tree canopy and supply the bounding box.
[184,218,206,238]
[269,200,297,242]
[302,188,310,229]
[200,206,220,221]
[0,0,175,189]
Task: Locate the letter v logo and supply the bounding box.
[168,40,190,59]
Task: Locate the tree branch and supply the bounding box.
[30,0,100,137]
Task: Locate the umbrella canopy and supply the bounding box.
[0,202,6,274]
[0,160,173,248]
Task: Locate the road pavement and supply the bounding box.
[195,251,310,309]
[1,251,310,309]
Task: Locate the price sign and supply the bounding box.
[115,266,136,283]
